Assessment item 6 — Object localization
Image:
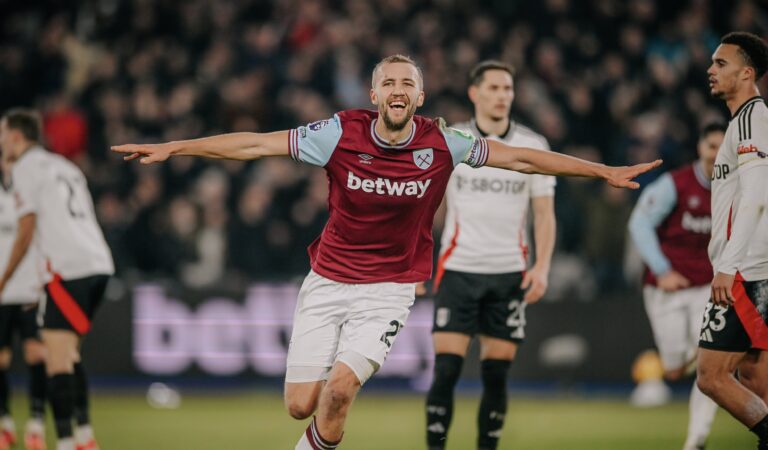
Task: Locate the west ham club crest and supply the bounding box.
[412,148,434,170]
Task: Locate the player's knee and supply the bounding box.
[431,353,464,391]
[696,369,723,398]
[322,383,355,419]
[481,359,511,396]
[44,352,75,376]
[23,340,45,365]
[285,396,318,420]
[336,351,378,386]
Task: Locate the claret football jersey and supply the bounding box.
[288,109,489,283]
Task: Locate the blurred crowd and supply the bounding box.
[1,0,767,296]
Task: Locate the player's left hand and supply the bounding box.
[521,264,548,304]
[711,272,736,306]
[604,160,663,189]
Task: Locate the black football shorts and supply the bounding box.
[43,274,110,335]
[432,270,526,342]
[0,304,41,347]
[699,278,768,352]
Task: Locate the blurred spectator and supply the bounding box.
[43,94,89,160]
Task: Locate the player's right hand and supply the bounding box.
[111,142,175,164]
[521,264,548,303]
[711,272,735,306]
[656,270,691,292]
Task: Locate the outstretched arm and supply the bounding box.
[485,140,662,189]
[111,131,290,164]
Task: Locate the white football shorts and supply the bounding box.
[285,270,416,383]
[643,284,710,370]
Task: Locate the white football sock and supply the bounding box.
[0,415,15,432]
[683,382,718,449]
[25,418,45,435]
[295,430,314,450]
[56,437,75,450]
[75,424,94,443]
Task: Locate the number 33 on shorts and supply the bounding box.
[700,302,727,342]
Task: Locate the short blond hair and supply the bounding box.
[371,54,424,88]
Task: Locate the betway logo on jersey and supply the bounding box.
[347,171,431,198]
[681,211,711,234]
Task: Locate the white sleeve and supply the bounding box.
[10,161,41,217]
[716,111,768,274]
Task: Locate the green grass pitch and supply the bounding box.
[8,391,754,449]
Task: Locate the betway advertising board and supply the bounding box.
[80,282,654,385]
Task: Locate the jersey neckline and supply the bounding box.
[370,119,417,149]
[470,118,513,140]
[730,96,764,120]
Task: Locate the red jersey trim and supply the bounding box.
[518,208,529,269]
[433,220,460,293]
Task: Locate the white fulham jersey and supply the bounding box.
[12,146,114,280]
[709,97,768,280]
[439,120,556,274]
[0,182,44,304]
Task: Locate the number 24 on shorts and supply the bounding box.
[380,320,404,348]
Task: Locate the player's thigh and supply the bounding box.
[643,286,691,371]
[737,350,768,398]
[41,329,80,373]
[698,347,745,379]
[478,272,526,343]
[284,380,324,415]
[337,280,416,369]
[478,335,518,361]
[432,270,481,338]
[433,332,472,356]
[286,271,348,381]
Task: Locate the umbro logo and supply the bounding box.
[358,153,374,165]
